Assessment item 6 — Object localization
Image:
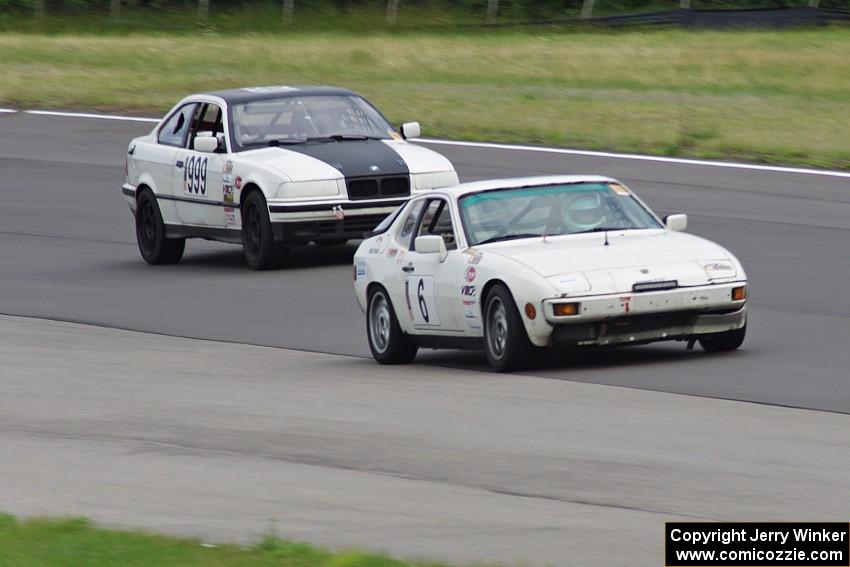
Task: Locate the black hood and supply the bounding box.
[281,139,409,178]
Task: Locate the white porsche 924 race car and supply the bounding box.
[354,175,748,371]
[122,85,457,269]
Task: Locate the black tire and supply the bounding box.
[366,287,418,364]
[135,189,185,265]
[699,323,747,353]
[483,284,533,372]
[241,191,286,270]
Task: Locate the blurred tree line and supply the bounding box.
[0,0,823,17]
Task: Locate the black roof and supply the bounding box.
[203,85,359,104]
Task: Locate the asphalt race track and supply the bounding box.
[2,111,849,413]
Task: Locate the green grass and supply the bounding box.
[2,27,850,169]
[0,513,469,567]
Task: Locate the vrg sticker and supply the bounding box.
[405,276,440,326]
[463,299,482,330]
[461,285,476,297]
[184,155,208,195]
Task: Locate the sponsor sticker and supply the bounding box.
[609,182,630,196]
[387,248,398,258]
[355,260,367,280]
[461,285,476,297]
[465,267,477,282]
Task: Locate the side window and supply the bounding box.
[189,103,225,152]
[157,104,197,148]
[397,199,425,248]
[416,199,457,250]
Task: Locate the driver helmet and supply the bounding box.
[566,192,605,230]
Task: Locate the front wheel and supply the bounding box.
[241,191,286,270]
[135,189,185,265]
[483,284,533,372]
[699,323,747,353]
[367,287,417,364]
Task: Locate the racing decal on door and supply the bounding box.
[405,275,440,326]
[184,155,208,195]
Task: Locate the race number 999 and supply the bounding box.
[184,155,208,195]
[405,275,440,326]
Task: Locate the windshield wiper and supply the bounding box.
[476,233,542,245]
[306,134,382,142]
[571,227,635,235]
[268,138,308,146]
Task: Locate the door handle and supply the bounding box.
[175,160,184,168]
[401,264,415,273]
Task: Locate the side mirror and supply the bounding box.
[414,235,447,262]
[400,122,421,140]
[664,214,688,232]
[193,132,219,153]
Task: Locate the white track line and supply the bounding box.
[18,109,850,179]
[0,109,17,114]
[415,138,850,180]
[24,110,159,123]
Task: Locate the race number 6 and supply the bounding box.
[405,275,440,327]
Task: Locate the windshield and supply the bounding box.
[232,95,395,150]
[459,182,662,246]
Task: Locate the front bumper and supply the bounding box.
[542,282,747,347]
[268,196,407,243]
[122,183,137,212]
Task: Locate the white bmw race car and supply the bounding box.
[122,85,458,269]
[353,175,748,371]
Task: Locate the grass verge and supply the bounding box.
[0,513,468,567]
[2,27,850,169]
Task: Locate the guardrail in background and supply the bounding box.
[26,1,850,28]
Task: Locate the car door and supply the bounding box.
[173,102,229,227]
[136,102,197,225]
[399,197,463,333]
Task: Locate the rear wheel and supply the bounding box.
[135,189,185,265]
[241,191,286,270]
[483,284,533,372]
[699,323,747,353]
[367,287,417,364]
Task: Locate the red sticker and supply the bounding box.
[465,267,477,282]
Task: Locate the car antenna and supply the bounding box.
[604,229,609,246]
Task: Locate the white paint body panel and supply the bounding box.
[354,175,747,349]
[123,92,458,238]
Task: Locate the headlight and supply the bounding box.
[276,179,342,199]
[547,272,591,294]
[411,171,459,191]
[700,260,737,280]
